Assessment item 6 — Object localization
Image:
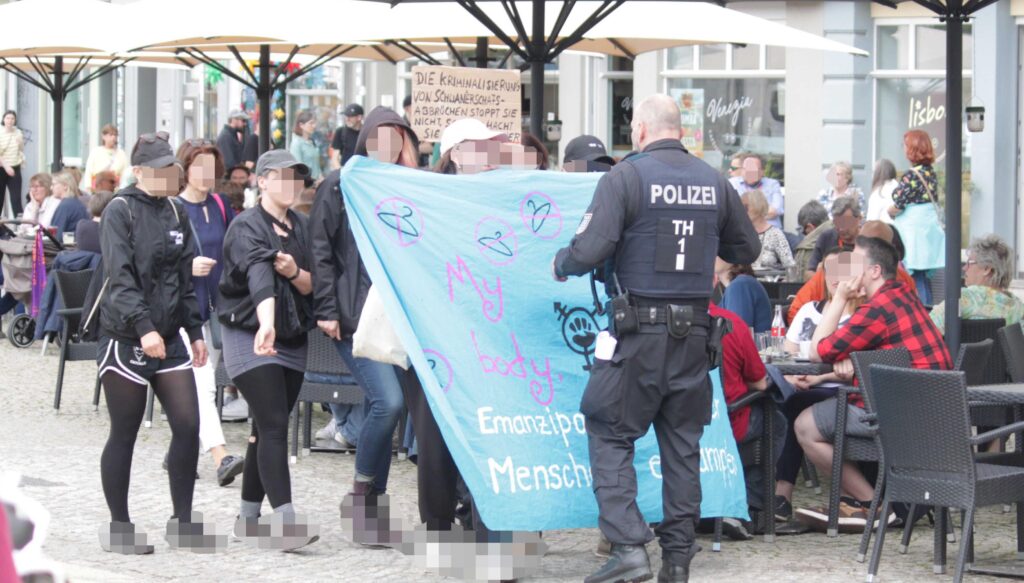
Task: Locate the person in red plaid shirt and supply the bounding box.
[793,235,952,531]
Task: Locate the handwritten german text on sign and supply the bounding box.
[411,65,522,143]
[339,156,747,531]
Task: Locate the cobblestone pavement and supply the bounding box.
[0,341,1016,582]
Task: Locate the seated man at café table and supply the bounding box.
[708,300,785,538]
[793,235,952,531]
[788,220,915,324]
[791,200,830,282]
[803,196,861,281]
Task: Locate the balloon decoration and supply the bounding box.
[204,65,223,89]
[236,60,296,150]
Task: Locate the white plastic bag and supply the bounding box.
[352,285,410,370]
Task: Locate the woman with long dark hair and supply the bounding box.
[289,110,322,184]
[95,132,220,554]
[219,150,318,551]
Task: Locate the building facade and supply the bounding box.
[2,0,1022,279]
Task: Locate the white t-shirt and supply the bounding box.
[786,300,851,359]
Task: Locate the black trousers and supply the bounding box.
[0,165,22,217]
[583,327,711,565]
[399,367,459,530]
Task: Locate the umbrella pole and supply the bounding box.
[258,45,271,155]
[529,0,545,139]
[944,4,963,357]
[51,56,63,173]
[475,37,488,68]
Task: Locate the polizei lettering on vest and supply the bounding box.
[650,184,717,206]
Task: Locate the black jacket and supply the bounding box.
[311,106,413,336]
[218,206,313,338]
[216,125,245,170]
[99,187,202,343]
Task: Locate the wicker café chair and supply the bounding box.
[865,365,1024,583]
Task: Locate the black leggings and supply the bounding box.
[235,365,303,510]
[100,370,200,523]
[399,368,459,530]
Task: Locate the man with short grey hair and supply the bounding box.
[553,93,760,583]
[805,196,862,279]
[217,110,249,173]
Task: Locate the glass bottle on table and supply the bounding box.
[770,305,786,356]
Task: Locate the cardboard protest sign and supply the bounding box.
[411,65,522,143]
[339,156,748,531]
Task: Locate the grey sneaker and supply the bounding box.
[316,418,338,441]
[216,455,245,487]
[221,396,249,421]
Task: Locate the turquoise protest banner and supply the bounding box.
[340,156,747,531]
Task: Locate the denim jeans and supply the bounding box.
[332,339,404,491]
[911,270,933,306]
[329,402,366,444]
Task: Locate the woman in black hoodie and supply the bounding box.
[311,106,418,546]
[96,132,219,554]
[218,150,318,551]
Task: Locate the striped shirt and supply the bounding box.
[0,128,24,167]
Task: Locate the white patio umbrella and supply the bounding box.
[120,0,491,154]
[355,0,867,137]
[0,0,208,170]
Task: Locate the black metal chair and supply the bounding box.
[955,340,995,388]
[290,329,365,461]
[711,386,777,550]
[52,269,100,411]
[829,348,910,547]
[997,323,1024,383]
[865,365,1024,583]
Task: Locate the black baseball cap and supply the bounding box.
[343,104,364,117]
[563,135,614,166]
[255,150,309,178]
[131,131,179,169]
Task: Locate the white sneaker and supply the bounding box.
[333,432,356,450]
[222,396,249,421]
[316,418,338,441]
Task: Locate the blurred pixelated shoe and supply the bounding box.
[165,512,227,554]
[340,480,403,548]
[234,512,319,552]
[99,521,154,555]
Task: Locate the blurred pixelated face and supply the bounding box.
[452,139,502,174]
[259,167,304,208]
[188,153,217,193]
[136,165,182,198]
[850,246,872,280]
[834,210,861,243]
[229,167,249,186]
[497,143,541,170]
[741,158,763,186]
[367,126,403,164]
[824,251,858,296]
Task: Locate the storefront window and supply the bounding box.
[915,24,973,71]
[877,25,910,70]
[666,78,785,179]
[609,78,633,154]
[699,44,727,70]
[666,47,694,70]
[732,44,759,70]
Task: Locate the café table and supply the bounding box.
[764,358,833,377]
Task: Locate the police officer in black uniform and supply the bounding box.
[553,94,760,583]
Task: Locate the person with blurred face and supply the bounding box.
[174,140,245,486]
[218,150,318,551]
[95,131,219,555]
[228,165,251,188]
[729,154,784,229]
[311,106,416,546]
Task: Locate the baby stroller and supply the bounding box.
[0,220,63,348]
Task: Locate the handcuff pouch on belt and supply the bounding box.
[666,304,693,339]
[706,315,732,368]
